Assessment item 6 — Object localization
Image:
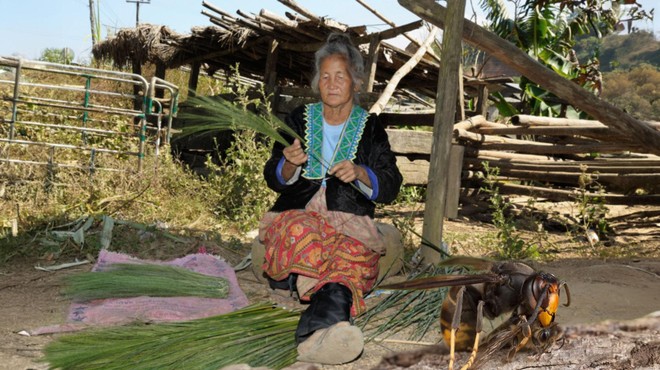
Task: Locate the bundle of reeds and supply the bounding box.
[62,263,229,301]
[358,264,454,341]
[44,303,299,370]
[177,94,302,147]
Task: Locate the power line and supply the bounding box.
[126,0,151,27]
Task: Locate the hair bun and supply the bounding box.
[327,33,353,46]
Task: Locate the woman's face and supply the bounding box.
[318,54,355,109]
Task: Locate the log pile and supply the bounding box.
[387,114,660,205]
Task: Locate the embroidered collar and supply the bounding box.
[302,102,368,179]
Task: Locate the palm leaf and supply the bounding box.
[176,95,302,147]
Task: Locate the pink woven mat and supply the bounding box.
[30,249,249,335]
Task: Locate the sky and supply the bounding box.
[0,0,657,63]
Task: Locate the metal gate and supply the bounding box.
[0,57,179,174]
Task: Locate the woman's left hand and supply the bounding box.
[328,160,370,186]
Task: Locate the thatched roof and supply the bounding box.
[93,24,184,68]
[92,1,521,104]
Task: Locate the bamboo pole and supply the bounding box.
[464,157,660,174]
[490,183,660,205]
[513,115,660,131]
[512,115,606,127]
[455,128,642,154]
[277,0,347,30]
[354,0,441,63]
[370,27,439,114]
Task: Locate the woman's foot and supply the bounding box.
[296,321,363,364]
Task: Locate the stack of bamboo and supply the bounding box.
[386,114,660,204]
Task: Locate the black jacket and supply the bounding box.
[264,104,403,218]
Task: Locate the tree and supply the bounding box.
[602,64,660,121]
[479,0,654,118]
[39,48,75,64]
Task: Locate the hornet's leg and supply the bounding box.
[449,286,466,370]
[460,300,484,370]
[508,315,532,360]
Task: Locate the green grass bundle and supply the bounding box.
[357,264,455,341]
[177,94,303,147]
[44,303,299,370]
[62,263,229,301]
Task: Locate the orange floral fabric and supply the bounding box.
[262,209,379,316]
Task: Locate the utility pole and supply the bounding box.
[89,0,98,46]
[126,0,151,27]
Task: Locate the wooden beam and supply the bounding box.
[398,0,660,156]
[386,128,434,154]
[464,157,660,174]
[445,145,465,219]
[365,34,381,93]
[379,112,435,127]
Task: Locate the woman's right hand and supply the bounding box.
[283,138,308,166]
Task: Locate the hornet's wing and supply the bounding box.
[437,256,497,271]
[380,273,503,290]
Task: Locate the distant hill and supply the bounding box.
[573,30,659,72]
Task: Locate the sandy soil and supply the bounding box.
[1,203,659,370]
[1,257,659,370]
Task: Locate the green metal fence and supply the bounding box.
[0,57,179,174]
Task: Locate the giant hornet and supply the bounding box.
[380,256,570,370]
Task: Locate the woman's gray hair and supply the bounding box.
[311,33,365,101]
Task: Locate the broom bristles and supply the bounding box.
[62,263,230,301]
[44,303,300,370]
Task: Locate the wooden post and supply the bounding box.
[265,38,279,94]
[476,84,489,117]
[155,62,166,99]
[420,0,466,264]
[445,144,465,219]
[365,34,381,93]
[132,58,142,112]
[188,61,200,97]
[265,38,280,107]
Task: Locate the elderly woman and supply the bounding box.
[258,33,402,364]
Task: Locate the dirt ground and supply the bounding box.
[1,204,659,370]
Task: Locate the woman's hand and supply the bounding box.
[280,139,307,181]
[283,138,308,166]
[328,160,371,187]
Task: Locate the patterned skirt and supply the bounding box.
[260,188,381,316]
